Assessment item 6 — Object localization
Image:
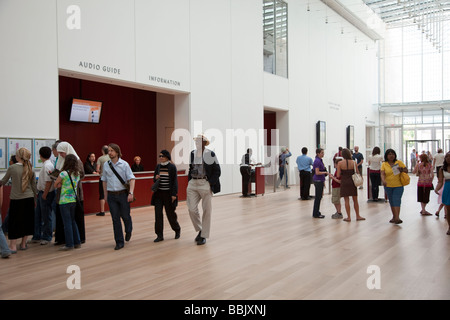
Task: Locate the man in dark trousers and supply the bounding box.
[240,148,260,197]
[296,147,314,200]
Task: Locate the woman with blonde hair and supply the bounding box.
[0,147,37,252]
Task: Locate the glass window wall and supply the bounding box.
[380,108,450,168]
[379,21,450,104]
[263,0,288,78]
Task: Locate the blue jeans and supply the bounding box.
[33,191,55,241]
[0,220,11,257]
[279,165,288,187]
[385,186,404,207]
[107,192,132,246]
[59,202,80,248]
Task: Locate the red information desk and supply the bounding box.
[1,171,188,220]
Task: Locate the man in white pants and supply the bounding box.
[187,134,221,245]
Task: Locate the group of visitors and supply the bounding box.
[296,146,366,221]
[298,145,449,235]
[0,134,222,258]
[2,135,449,259]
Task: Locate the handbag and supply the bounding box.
[352,161,364,187]
[151,179,160,192]
[151,164,160,192]
[400,171,410,186]
[67,171,84,216]
[108,161,136,202]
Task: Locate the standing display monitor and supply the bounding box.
[69,98,103,123]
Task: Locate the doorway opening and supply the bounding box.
[405,139,440,171]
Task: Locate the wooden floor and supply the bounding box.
[1,175,449,300]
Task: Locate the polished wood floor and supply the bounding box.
[1,175,449,300]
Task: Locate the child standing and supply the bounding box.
[329,157,343,219]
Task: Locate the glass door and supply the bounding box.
[384,126,403,160]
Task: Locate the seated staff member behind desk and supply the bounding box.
[239,148,261,197]
[101,143,135,250]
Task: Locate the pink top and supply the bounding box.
[417,163,433,187]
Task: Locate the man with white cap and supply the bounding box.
[187,134,221,245]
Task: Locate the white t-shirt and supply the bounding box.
[434,153,445,167]
[37,159,55,192]
[368,154,383,171]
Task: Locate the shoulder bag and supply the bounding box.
[108,161,136,202]
[152,164,161,192]
[67,171,85,217]
[352,160,364,187]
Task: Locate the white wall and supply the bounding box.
[0,0,59,139]
[285,0,379,181]
[1,0,379,194]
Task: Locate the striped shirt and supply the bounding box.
[158,164,170,191]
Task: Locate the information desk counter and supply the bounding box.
[0,171,189,219]
[81,171,188,214]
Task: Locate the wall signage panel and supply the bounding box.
[56,0,135,82]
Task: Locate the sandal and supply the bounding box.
[357,217,366,221]
[343,218,351,222]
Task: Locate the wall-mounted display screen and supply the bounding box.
[347,125,354,150]
[316,121,326,149]
[69,98,103,123]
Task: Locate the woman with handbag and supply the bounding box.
[336,148,365,222]
[381,149,408,224]
[151,150,180,242]
[54,154,81,251]
[54,141,86,245]
[413,153,434,216]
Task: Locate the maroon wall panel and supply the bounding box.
[264,112,276,146]
[58,76,157,170]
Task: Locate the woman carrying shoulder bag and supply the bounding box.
[337,148,365,222]
[381,148,408,224]
[151,150,181,242]
[54,154,81,251]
